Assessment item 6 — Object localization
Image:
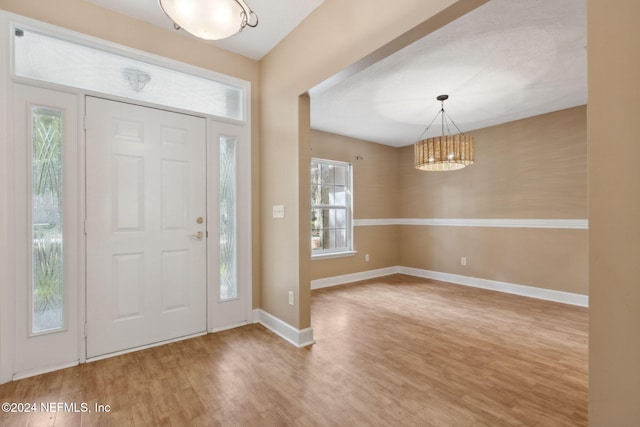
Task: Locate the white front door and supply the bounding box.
[85,97,207,358]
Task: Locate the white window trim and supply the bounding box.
[312,250,357,260]
[311,158,354,259]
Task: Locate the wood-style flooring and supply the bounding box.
[0,274,588,426]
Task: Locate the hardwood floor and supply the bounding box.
[0,274,588,426]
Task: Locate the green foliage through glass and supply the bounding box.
[32,107,64,333]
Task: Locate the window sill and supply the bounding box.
[312,250,357,260]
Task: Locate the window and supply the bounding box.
[219,135,238,301]
[31,106,64,333]
[14,28,245,121]
[311,158,353,257]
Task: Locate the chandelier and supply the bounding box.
[414,95,474,171]
[158,0,258,41]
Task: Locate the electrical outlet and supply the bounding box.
[365,253,370,262]
[461,257,467,266]
[288,291,294,306]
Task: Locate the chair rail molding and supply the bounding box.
[353,218,588,229]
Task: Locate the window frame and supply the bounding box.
[310,157,355,259]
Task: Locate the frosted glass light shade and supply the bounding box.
[159,0,254,40]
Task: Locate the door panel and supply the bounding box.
[86,97,207,358]
[12,84,80,377]
[208,123,251,331]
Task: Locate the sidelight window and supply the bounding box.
[219,136,238,301]
[31,106,64,333]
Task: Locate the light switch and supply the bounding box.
[272,205,285,219]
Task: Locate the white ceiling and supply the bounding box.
[84,0,586,148]
[310,0,587,147]
[84,0,325,60]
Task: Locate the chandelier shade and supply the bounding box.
[158,0,258,41]
[414,134,475,171]
[414,95,474,171]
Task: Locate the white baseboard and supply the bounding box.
[253,309,315,348]
[310,266,589,307]
[311,266,399,290]
[13,360,79,381]
[399,267,588,307]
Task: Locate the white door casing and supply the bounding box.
[85,97,207,358]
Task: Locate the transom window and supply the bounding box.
[13,27,245,121]
[311,158,353,257]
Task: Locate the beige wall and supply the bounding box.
[311,130,400,219]
[0,0,262,308]
[311,108,588,295]
[400,226,588,294]
[588,0,640,423]
[399,106,588,219]
[311,226,401,280]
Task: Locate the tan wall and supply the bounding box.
[309,130,401,280]
[588,0,640,424]
[400,226,588,294]
[260,0,485,329]
[311,130,400,219]
[399,106,588,219]
[0,0,262,308]
[311,226,400,280]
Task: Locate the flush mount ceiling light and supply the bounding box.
[158,0,258,41]
[414,95,475,171]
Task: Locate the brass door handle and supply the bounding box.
[191,231,204,239]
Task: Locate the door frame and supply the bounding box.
[0,12,252,383]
